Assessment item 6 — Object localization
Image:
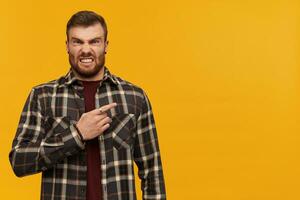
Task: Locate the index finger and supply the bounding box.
[97,102,117,114]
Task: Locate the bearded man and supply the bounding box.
[9,10,166,200]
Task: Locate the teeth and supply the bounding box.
[80,58,93,63]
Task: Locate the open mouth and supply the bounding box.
[79,57,94,64]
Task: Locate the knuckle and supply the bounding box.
[82,113,87,118]
[94,115,100,121]
[96,123,102,129]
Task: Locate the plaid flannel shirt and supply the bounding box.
[9,66,166,200]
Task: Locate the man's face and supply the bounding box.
[66,23,108,78]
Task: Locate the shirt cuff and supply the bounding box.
[70,123,85,149]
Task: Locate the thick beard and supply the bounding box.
[69,54,105,78]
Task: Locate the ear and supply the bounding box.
[104,40,109,54]
[66,40,70,54]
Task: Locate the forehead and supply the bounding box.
[68,23,105,40]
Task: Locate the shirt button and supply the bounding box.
[102,159,106,164]
[99,135,104,141]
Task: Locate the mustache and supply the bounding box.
[78,52,94,58]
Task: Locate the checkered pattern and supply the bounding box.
[9,66,166,200]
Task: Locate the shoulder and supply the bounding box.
[111,74,153,114]
[113,74,149,101]
[29,75,65,99]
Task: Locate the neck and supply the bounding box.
[73,67,105,81]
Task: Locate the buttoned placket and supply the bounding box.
[71,79,109,198]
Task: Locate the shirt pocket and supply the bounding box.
[110,113,136,150]
[43,116,72,147]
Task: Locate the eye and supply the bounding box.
[72,40,82,45]
[90,39,101,45]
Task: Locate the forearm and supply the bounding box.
[134,90,167,199]
[136,152,167,200]
[9,123,85,177]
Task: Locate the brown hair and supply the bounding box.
[66,10,108,41]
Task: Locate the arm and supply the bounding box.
[133,90,167,200]
[9,88,85,177]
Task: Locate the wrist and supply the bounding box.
[74,123,85,142]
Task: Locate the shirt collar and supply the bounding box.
[62,66,120,87]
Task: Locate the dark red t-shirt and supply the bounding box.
[82,80,102,200]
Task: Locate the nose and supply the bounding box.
[81,43,91,53]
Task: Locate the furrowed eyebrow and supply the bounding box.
[89,37,103,41]
[88,37,104,43]
[70,37,83,42]
[70,37,104,43]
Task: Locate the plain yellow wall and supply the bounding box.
[1,0,300,199]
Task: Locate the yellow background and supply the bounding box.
[1,0,300,199]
